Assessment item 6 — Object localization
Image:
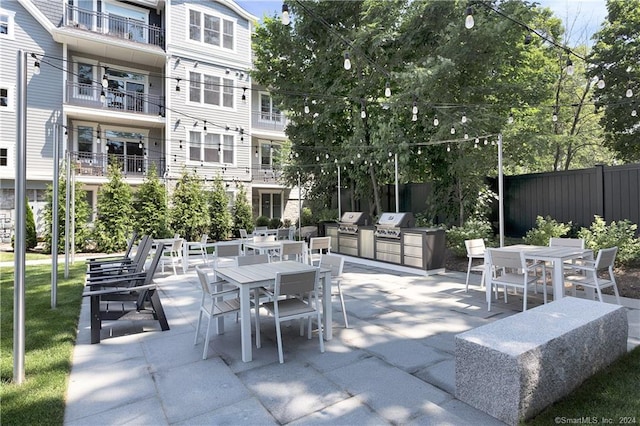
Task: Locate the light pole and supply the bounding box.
[394,152,399,213]
[337,165,341,218]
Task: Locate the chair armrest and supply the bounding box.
[565,261,596,272]
[83,283,156,297]
[86,262,140,275]
[86,272,147,286]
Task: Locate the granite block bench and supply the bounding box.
[455,297,628,426]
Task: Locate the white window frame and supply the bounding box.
[101,63,149,111]
[259,140,281,169]
[0,85,13,111]
[73,58,99,100]
[0,9,16,40]
[186,6,235,51]
[258,190,283,219]
[187,71,235,110]
[0,146,11,167]
[188,131,235,165]
[259,91,282,123]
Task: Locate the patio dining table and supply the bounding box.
[214,261,333,362]
[484,244,593,304]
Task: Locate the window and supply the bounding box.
[0,148,8,166]
[260,142,281,169]
[76,63,94,98]
[188,9,233,50]
[0,10,15,39]
[0,88,8,108]
[105,69,146,112]
[189,131,234,164]
[189,73,233,108]
[77,126,94,153]
[189,72,201,103]
[261,192,282,219]
[260,93,281,122]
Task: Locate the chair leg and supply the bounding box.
[337,282,349,328]
[275,319,284,364]
[465,258,473,292]
[203,314,212,360]
[194,309,204,345]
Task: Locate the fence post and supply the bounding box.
[595,164,605,220]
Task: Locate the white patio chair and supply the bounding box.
[257,269,324,363]
[319,254,349,328]
[564,246,620,304]
[161,238,183,275]
[278,241,306,262]
[464,238,486,292]
[308,236,331,266]
[194,266,240,359]
[212,243,242,272]
[486,248,546,311]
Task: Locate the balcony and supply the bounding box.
[66,81,164,116]
[251,111,286,133]
[252,165,283,185]
[71,152,166,178]
[63,4,164,48]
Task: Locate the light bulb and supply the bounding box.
[461,114,467,124]
[632,109,637,117]
[102,74,108,88]
[433,116,439,126]
[357,153,361,158]
[597,78,605,89]
[417,148,421,155]
[316,156,319,161]
[412,114,418,122]
[465,7,474,29]
[281,4,290,25]
[304,104,310,114]
[100,90,106,103]
[412,102,418,114]
[361,109,367,119]
[566,59,574,76]
[552,113,558,122]
[385,82,391,97]
[325,153,329,159]
[33,61,41,75]
[464,133,469,139]
[343,53,351,70]
[626,88,633,98]
[446,144,451,152]
[508,113,514,124]
[450,126,455,134]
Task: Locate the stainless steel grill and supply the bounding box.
[374,212,415,239]
[338,212,371,234]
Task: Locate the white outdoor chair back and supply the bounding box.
[319,254,349,328]
[464,238,486,291]
[549,237,585,249]
[565,246,620,304]
[308,237,331,265]
[236,253,270,266]
[253,235,276,243]
[279,241,305,262]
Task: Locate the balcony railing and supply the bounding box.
[251,111,286,133]
[64,4,164,48]
[251,165,283,185]
[71,152,166,177]
[66,81,164,116]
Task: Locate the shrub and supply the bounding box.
[25,200,37,249]
[207,175,233,241]
[133,165,169,238]
[168,169,209,242]
[232,183,253,237]
[268,217,282,229]
[283,218,292,228]
[93,164,133,253]
[255,216,269,227]
[523,215,571,246]
[578,215,640,265]
[445,219,494,256]
[300,207,314,227]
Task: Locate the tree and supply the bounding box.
[93,164,133,252]
[133,164,169,238]
[207,175,233,241]
[42,170,90,254]
[13,199,38,250]
[168,169,209,242]
[588,0,640,162]
[232,183,254,237]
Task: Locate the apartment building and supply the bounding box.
[0,0,297,239]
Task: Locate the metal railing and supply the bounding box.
[65,81,164,116]
[71,152,166,177]
[251,165,283,184]
[64,4,164,48]
[251,111,286,132]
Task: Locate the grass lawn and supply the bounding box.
[0,263,85,425]
[0,251,54,262]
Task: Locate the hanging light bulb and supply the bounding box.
[474,140,479,148]
[626,88,633,98]
[484,138,488,145]
[357,152,361,158]
[100,89,106,103]
[343,52,351,70]
[255,148,258,158]
[450,126,455,135]
[552,110,558,122]
[417,148,421,155]
[446,144,451,152]
[412,101,418,115]
[241,87,247,102]
[412,114,418,122]
[464,132,469,140]
[175,78,181,91]
[461,113,467,124]
[508,113,514,124]
[316,155,319,162]
[281,3,290,25]
[597,76,605,89]
[304,102,310,114]
[361,106,367,119]
[96,125,102,144]
[385,81,391,98]
[203,121,208,135]
[33,60,41,75]
[632,109,637,117]
[433,115,439,126]
[325,153,329,159]
[102,68,109,88]
[465,7,474,29]
[566,58,574,76]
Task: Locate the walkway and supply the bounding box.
[64,258,640,425]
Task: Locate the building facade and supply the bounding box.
[0,0,297,240]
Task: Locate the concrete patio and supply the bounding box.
[64,258,640,425]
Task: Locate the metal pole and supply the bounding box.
[297,174,301,240]
[13,49,27,384]
[498,133,504,247]
[394,152,399,213]
[337,166,341,218]
[64,150,70,277]
[71,166,75,263]
[51,125,59,308]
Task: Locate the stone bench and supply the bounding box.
[455,297,628,425]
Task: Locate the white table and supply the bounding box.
[485,244,593,304]
[215,261,332,362]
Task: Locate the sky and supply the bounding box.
[235,0,608,46]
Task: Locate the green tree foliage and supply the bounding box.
[588,0,640,161]
[93,164,133,253]
[42,172,90,254]
[207,175,232,241]
[168,169,209,242]
[25,200,37,249]
[133,165,169,238]
[523,215,571,246]
[445,219,495,257]
[578,216,640,265]
[231,183,254,236]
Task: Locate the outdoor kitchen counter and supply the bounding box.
[326,224,446,273]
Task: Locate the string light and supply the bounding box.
[385,81,391,98]
[508,113,514,124]
[552,109,558,122]
[446,144,451,152]
[96,125,101,144]
[31,53,41,75]
[461,113,467,124]
[241,87,247,102]
[343,52,351,70]
[465,7,474,29]
[360,101,367,119]
[100,89,106,103]
[626,87,633,98]
[597,76,605,89]
[102,67,109,88]
[433,115,439,126]
[175,78,181,91]
[281,3,290,25]
[566,58,574,76]
[304,97,310,114]
[450,126,455,135]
